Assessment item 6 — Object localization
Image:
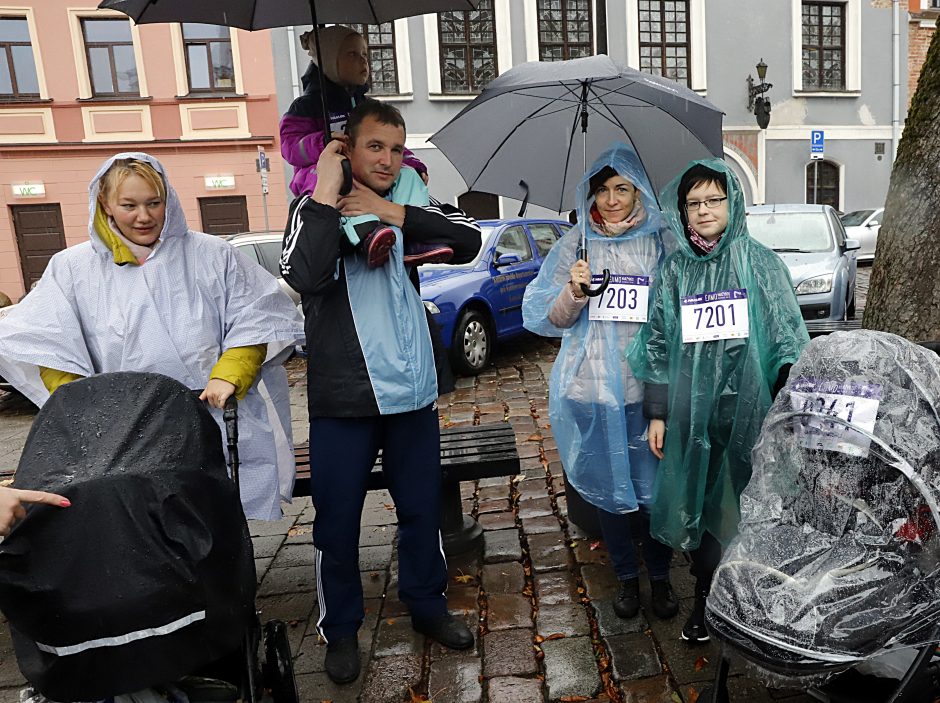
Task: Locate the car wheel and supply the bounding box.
[451,309,492,376]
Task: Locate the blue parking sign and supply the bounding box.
[810,130,824,160]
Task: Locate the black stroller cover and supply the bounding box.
[707,331,940,682]
[0,372,257,701]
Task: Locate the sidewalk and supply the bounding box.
[0,330,850,702]
[255,338,814,703]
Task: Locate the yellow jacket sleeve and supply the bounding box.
[39,367,84,395]
[209,344,267,400]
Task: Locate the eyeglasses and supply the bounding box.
[684,196,728,212]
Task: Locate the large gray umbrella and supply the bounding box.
[429,54,725,213]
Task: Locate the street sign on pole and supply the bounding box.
[257,146,270,230]
[810,130,824,160]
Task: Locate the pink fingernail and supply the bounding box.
[59,499,71,508]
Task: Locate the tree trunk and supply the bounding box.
[863,28,940,339]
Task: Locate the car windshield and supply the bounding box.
[746,212,833,253]
[840,210,875,226]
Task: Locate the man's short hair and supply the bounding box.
[346,99,406,144]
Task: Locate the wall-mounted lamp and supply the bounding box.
[746,59,773,130]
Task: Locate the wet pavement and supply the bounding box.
[0,269,872,702]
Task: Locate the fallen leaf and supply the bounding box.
[544,633,566,641]
[386,618,396,625]
[369,572,380,580]
[382,503,395,511]
[559,697,589,702]
[671,693,683,703]
[408,687,431,702]
[576,587,585,594]
[694,655,709,672]
[526,433,542,442]
[688,687,700,703]
[569,541,578,548]
[287,525,311,537]
[453,574,475,584]
[534,634,545,643]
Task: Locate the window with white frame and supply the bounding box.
[0,16,39,100]
[537,0,593,61]
[182,24,235,93]
[348,23,399,95]
[801,2,845,91]
[638,0,690,86]
[81,17,138,97]
[438,0,498,94]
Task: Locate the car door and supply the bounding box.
[828,208,857,312]
[489,225,538,335]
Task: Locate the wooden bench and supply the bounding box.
[294,422,520,555]
[805,318,862,338]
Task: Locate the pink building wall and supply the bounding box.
[0,2,290,300]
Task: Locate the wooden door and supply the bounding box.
[10,204,66,290]
[198,195,249,236]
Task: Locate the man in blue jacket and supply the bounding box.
[281,100,481,685]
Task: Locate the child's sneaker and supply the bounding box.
[403,242,454,267]
[361,225,396,268]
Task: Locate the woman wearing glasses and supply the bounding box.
[626,160,808,644]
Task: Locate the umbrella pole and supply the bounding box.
[577,81,610,298]
[307,0,352,194]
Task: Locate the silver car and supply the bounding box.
[225,231,301,308]
[840,207,883,263]
[746,204,860,321]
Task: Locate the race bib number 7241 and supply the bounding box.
[680,288,749,343]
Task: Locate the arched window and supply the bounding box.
[806,160,839,209]
[458,191,500,220]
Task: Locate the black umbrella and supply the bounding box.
[430,54,725,213]
[429,54,724,296]
[99,0,482,190]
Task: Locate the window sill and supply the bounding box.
[373,93,415,103]
[793,90,861,98]
[0,96,50,105]
[176,92,245,101]
[428,93,480,102]
[77,95,152,103]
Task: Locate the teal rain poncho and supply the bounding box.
[522,143,670,514]
[626,159,809,550]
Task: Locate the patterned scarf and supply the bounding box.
[687,224,722,253]
[589,200,646,237]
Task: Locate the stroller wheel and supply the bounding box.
[262,619,298,703]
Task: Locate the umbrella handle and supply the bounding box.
[580,269,610,297]
[339,158,352,196]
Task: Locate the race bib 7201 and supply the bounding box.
[680,288,749,343]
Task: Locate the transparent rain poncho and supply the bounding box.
[626,159,809,549]
[522,143,670,513]
[707,331,940,681]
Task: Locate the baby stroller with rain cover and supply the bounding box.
[0,371,298,703]
[699,331,940,703]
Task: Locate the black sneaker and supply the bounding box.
[681,596,710,643]
[403,243,454,266]
[413,613,474,650]
[324,634,361,684]
[613,577,640,619]
[650,579,679,620]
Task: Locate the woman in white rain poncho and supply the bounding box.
[0,152,305,520]
[522,143,677,621]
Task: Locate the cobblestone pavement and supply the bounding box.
[0,268,873,702]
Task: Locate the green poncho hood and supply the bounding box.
[626,158,809,550]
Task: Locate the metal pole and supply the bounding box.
[813,160,819,205]
[891,0,901,162]
[258,145,271,231]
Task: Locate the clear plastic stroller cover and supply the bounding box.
[707,330,940,678]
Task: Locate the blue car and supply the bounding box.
[420,218,573,375]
